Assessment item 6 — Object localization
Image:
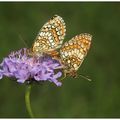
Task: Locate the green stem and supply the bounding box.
[25,85,34,118]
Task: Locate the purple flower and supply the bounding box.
[0,48,63,86]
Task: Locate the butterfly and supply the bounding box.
[30,15,92,77]
[31,15,66,57]
[60,33,92,77]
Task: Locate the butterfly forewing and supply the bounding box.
[60,33,92,71]
[32,15,66,56]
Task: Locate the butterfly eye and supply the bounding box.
[32,15,66,56]
[60,33,92,72]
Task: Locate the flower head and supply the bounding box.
[0,48,63,86]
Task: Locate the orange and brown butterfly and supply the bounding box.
[59,33,92,78]
[29,15,66,57]
[27,15,92,79]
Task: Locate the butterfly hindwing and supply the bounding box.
[32,15,66,56]
[60,33,92,72]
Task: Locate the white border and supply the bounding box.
[0,0,120,1]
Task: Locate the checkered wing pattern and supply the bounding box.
[60,33,92,71]
[32,15,66,56]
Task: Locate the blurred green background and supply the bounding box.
[0,2,120,118]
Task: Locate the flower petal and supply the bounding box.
[0,48,63,86]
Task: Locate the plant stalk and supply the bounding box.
[25,85,34,118]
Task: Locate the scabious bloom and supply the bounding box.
[0,48,63,86]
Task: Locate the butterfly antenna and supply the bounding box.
[60,70,67,81]
[79,74,92,81]
[18,34,28,48]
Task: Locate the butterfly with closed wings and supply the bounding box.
[29,15,92,78]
